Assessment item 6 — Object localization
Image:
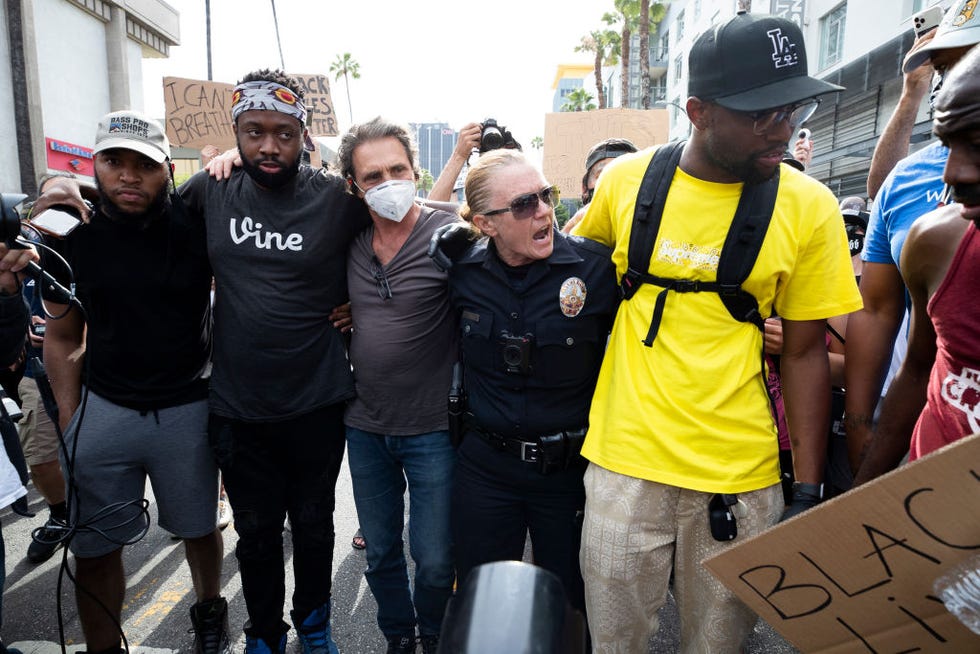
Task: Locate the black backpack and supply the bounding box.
[619,141,780,346]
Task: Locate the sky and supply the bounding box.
[141,0,612,157]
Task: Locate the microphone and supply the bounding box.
[24,260,74,305]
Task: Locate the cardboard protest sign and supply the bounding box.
[543,108,669,201]
[163,74,338,152]
[290,73,339,138]
[163,77,235,151]
[705,434,980,653]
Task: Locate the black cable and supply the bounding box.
[23,262,149,653]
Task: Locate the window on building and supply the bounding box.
[677,10,686,40]
[673,54,683,84]
[820,3,847,69]
[694,0,701,21]
[660,31,669,60]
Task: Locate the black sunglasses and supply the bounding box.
[370,256,392,300]
[483,185,559,220]
[739,99,820,135]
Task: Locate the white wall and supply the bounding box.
[127,38,146,111]
[804,0,947,76]
[0,5,21,192]
[34,0,113,149]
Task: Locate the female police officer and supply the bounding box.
[444,149,617,614]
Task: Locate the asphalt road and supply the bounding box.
[0,454,798,653]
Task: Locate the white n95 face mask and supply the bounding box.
[364,179,417,222]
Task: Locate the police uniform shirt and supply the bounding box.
[449,228,618,438]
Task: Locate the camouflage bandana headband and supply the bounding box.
[231,81,307,125]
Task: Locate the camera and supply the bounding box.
[479,119,522,154]
[0,193,28,243]
[30,323,45,337]
[499,331,533,375]
[480,119,504,152]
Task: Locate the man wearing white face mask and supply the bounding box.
[335,117,459,654]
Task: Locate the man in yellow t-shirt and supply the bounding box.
[572,11,862,653]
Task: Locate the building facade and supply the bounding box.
[411,122,459,197]
[620,0,943,198]
[1,0,178,194]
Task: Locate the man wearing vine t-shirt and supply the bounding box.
[180,69,369,654]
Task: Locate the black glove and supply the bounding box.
[779,482,824,522]
[427,221,479,272]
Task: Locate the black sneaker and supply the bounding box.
[27,516,65,564]
[419,634,439,654]
[189,596,232,654]
[386,635,417,654]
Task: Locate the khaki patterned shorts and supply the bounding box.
[580,463,783,654]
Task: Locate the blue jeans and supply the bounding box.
[345,427,456,639]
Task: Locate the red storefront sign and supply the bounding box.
[45,137,94,176]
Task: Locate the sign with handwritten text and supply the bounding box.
[705,434,980,653]
[543,108,669,202]
[163,74,337,152]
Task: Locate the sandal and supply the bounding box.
[351,528,367,550]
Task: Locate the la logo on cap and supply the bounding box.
[767,28,800,69]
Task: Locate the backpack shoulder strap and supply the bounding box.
[620,141,685,300]
[715,170,780,329]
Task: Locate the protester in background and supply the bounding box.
[0,241,39,654]
[38,111,228,654]
[854,44,980,485]
[821,196,869,498]
[439,149,618,619]
[572,12,860,652]
[336,117,458,654]
[17,174,71,566]
[562,138,637,234]
[844,0,980,474]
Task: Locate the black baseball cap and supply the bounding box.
[585,138,638,175]
[839,196,869,231]
[689,11,843,112]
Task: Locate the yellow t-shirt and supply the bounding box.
[573,147,863,494]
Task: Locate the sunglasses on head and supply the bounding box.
[483,185,559,220]
[739,99,820,135]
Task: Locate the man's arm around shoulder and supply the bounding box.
[42,302,85,432]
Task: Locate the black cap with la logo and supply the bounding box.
[688,11,843,112]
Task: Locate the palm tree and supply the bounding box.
[418,168,434,197]
[329,53,360,124]
[605,0,667,108]
[562,88,597,112]
[640,0,651,109]
[575,30,620,109]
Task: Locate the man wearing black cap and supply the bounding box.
[572,12,861,652]
[41,111,229,653]
[562,138,637,233]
